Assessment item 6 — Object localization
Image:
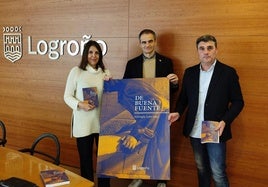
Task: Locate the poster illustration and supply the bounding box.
[96,78,170,180]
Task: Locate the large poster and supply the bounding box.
[96,78,170,180]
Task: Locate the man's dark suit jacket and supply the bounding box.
[123,52,178,90]
[176,60,244,142]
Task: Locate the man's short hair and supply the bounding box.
[196,34,217,48]
[139,29,156,40]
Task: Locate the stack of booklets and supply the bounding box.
[40,169,70,187]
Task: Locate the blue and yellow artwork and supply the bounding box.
[96,78,170,180]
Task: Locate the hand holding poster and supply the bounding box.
[96,78,170,180]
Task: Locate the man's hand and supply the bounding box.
[167,73,178,85]
[215,120,226,136]
[168,112,180,124]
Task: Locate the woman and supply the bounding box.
[64,40,111,187]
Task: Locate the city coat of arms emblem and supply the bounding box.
[3,27,22,63]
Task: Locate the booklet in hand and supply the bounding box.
[201,120,219,144]
[82,87,99,107]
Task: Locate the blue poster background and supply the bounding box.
[96,78,170,180]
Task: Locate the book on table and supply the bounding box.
[40,169,70,187]
[201,120,220,144]
[82,87,99,107]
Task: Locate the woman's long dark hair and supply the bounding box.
[79,40,105,72]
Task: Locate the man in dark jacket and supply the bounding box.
[124,29,179,187]
[169,34,244,187]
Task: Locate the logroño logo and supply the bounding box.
[2,26,108,63]
[3,26,22,63]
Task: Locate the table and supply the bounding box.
[0,147,94,187]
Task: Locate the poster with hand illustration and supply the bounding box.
[96,78,170,180]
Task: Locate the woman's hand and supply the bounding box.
[78,100,96,111]
[103,74,112,81]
